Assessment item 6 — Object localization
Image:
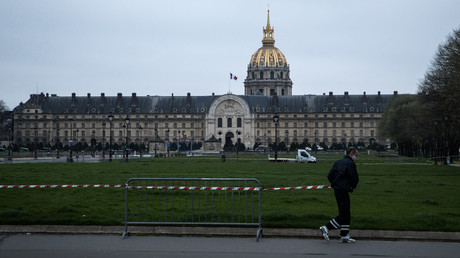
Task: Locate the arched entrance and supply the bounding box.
[225,132,234,146]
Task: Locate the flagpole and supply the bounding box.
[228,76,231,94]
[229,73,237,94]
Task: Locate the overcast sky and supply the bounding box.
[1,0,459,110]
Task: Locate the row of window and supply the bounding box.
[17,120,376,134]
[255,129,374,138]
[251,71,285,80]
[255,114,376,119]
[16,113,205,120]
[217,118,242,128]
[17,129,205,141]
[250,88,286,96]
[17,112,377,122]
[16,122,204,130]
[256,121,375,128]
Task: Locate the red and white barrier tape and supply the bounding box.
[264,185,331,191]
[129,186,262,191]
[0,184,124,189]
[0,184,330,191]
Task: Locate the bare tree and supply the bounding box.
[0,100,9,112]
[380,27,460,159]
[419,27,460,160]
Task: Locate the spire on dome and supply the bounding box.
[262,8,275,46]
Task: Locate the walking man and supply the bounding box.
[320,147,359,243]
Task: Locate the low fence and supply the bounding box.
[123,178,263,241]
[0,179,332,242]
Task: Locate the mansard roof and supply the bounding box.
[14,91,395,115]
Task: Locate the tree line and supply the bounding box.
[379,27,460,161]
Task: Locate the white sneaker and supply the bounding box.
[319,226,329,241]
[340,235,356,243]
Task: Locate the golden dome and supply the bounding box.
[249,9,288,68]
[249,46,287,68]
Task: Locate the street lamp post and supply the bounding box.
[34,126,38,160]
[154,128,158,157]
[182,131,185,154]
[107,114,114,162]
[344,133,347,151]
[91,130,96,157]
[68,119,74,162]
[124,116,130,162]
[102,121,106,160]
[314,131,318,154]
[236,130,240,155]
[56,128,60,159]
[7,128,12,161]
[138,125,143,158]
[166,128,170,157]
[75,129,79,160]
[273,114,279,160]
[178,130,181,154]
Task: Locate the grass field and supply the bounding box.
[1,153,459,231]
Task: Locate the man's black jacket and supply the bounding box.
[327,155,359,192]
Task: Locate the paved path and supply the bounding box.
[1,234,460,258]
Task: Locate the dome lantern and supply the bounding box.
[262,9,275,47]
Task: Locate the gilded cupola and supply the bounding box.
[244,9,292,96]
[249,9,288,69]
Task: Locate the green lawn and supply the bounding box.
[1,153,459,231]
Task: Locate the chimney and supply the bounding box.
[117,93,122,106]
[344,91,349,104]
[328,92,333,103]
[46,93,49,97]
[101,93,105,105]
[363,91,367,103]
[171,93,174,100]
[131,93,137,105]
[394,91,398,95]
[72,93,76,105]
[187,92,191,105]
[87,93,91,104]
[378,91,381,104]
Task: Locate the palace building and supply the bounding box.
[12,10,395,153]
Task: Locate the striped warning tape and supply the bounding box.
[0,184,330,191]
[0,184,124,189]
[264,185,331,191]
[129,186,262,191]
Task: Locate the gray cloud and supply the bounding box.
[1,0,459,109]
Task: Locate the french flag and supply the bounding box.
[230,73,238,80]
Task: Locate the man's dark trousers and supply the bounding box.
[328,189,351,236]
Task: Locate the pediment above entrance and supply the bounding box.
[208,94,251,119]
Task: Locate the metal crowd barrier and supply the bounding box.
[123,178,263,241]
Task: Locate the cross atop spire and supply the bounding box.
[262,8,275,46]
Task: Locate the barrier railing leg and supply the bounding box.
[122,182,129,239]
[122,229,130,239]
[256,227,263,242]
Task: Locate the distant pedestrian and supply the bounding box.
[221,151,226,162]
[320,147,359,243]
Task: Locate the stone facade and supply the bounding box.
[12,90,394,152]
